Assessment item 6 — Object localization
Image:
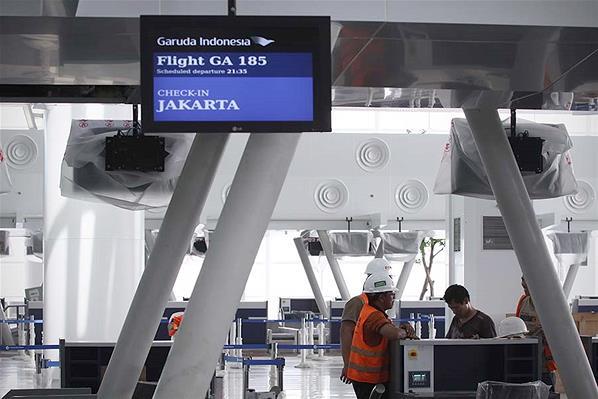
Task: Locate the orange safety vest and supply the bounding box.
[168,312,184,337]
[346,300,390,384]
[358,292,368,305]
[516,295,557,372]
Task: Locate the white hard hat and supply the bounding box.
[365,258,392,275]
[498,317,528,338]
[363,273,398,294]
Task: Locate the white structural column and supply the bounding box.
[293,237,330,319]
[317,230,351,300]
[44,105,144,350]
[395,259,416,300]
[153,133,300,399]
[98,133,229,399]
[562,264,581,300]
[463,108,598,399]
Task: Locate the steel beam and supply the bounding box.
[562,263,581,300]
[395,258,416,300]
[463,107,598,399]
[317,230,351,300]
[294,237,330,319]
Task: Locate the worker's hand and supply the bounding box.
[340,367,352,384]
[399,323,418,339]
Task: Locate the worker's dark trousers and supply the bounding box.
[352,381,389,399]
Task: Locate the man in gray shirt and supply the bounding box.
[443,284,496,339]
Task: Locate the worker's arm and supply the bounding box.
[340,320,355,383]
[379,323,408,340]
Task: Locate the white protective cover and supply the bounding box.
[434,118,578,200]
[60,119,193,210]
[476,381,550,399]
[329,231,372,256]
[546,231,589,266]
[378,231,423,262]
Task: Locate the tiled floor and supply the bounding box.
[0,352,53,396]
[225,355,355,398]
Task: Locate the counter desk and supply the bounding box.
[389,338,541,398]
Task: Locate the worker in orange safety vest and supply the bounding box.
[516,276,557,388]
[340,258,393,384]
[167,311,184,338]
[346,273,417,399]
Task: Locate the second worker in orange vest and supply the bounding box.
[346,273,417,399]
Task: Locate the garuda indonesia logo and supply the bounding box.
[251,36,275,46]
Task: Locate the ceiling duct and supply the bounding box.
[0,17,597,109]
[0,0,79,17]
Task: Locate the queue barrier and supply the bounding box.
[0,344,59,351]
[223,355,285,367]
[0,319,44,324]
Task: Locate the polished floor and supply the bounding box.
[1,352,566,398]
[0,351,355,398]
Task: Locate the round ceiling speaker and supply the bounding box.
[356,138,390,172]
[564,180,595,213]
[5,135,37,169]
[314,179,348,213]
[395,180,429,213]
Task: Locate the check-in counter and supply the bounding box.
[156,301,268,343]
[572,297,598,313]
[60,340,172,393]
[389,338,541,397]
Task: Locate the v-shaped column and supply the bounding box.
[153,133,301,399]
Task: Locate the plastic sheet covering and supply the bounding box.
[0,141,12,195]
[329,231,372,256]
[60,119,194,210]
[434,118,578,200]
[546,231,589,266]
[379,231,423,262]
[476,381,550,399]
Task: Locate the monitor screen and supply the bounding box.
[140,16,331,133]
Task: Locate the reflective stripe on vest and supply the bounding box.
[516,295,557,372]
[346,301,389,383]
[359,292,368,305]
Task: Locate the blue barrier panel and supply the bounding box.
[223,356,285,367]
[46,360,61,368]
[277,344,340,350]
[240,319,286,324]
[1,345,60,351]
[223,344,269,350]
[0,319,44,324]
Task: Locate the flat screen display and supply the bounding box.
[140,16,331,133]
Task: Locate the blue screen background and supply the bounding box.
[152,52,314,122]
